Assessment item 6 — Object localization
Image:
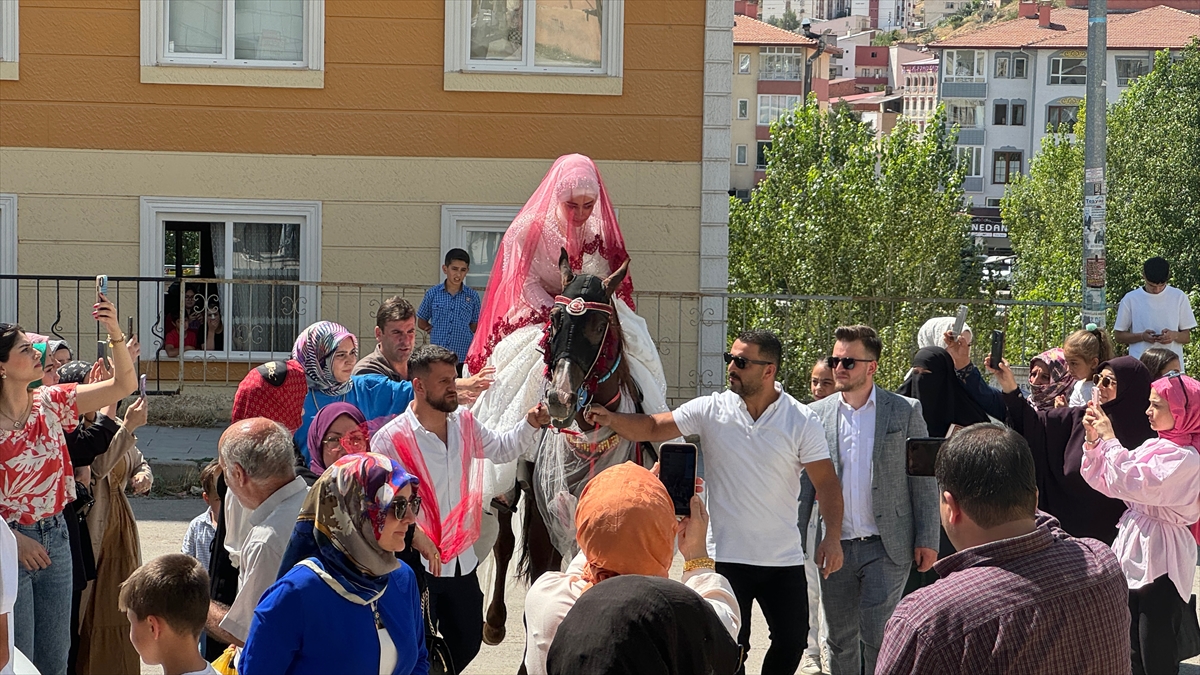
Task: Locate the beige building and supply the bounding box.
[0,0,737,404]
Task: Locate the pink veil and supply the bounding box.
[465,154,634,374]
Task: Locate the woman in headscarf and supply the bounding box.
[898,347,993,437]
[1028,347,1076,411]
[910,318,1005,419]
[292,321,412,464]
[1081,372,1200,675]
[522,462,738,675]
[988,355,1156,545]
[240,453,428,675]
[547,574,743,675]
[306,402,368,476]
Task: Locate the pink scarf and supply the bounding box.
[1155,374,1200,544]
[381,409,485,562]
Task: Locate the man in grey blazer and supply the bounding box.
[802,325,939,675]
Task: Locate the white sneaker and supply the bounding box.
[800,652,823,675]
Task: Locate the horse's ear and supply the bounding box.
[558,248,574,290]
[602,259,629,299]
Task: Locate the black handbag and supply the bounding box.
[422,586,457,675]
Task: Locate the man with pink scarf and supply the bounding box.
[1082,371,1200,675]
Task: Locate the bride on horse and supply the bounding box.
[465,153,670,553]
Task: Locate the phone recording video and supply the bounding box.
[658,442,698,516]
[906,437,946,477]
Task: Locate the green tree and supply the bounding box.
[767,8,802,31]
[729,100,977,391]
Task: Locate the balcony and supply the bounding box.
[941,81,987,98]
[759,66,803,81]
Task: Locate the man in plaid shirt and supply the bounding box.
[877,424,1130,675]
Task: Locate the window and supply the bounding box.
[986,198,1003,207]
[139,197,321,360]
[995,55,1009,78]
[1116,57,1149,86]
[1047,104,1079,132]
[760,46,803,81]
[945,99,983,128]
[756,141,772,170]
[956,146,983,177]
[1049,56,1086,84]
[1010,102,1026,126]
[0,0,17,79]
[757,94,801,125]
[992,151,1022,184]
[0,194,15,323]
[441,205,521,291]
[1013,56,1027,78]
[738,53,751,74]
[737,99,749,120]
[994,101,1008,125]
[735,144,748,166]
[944,49,985,82]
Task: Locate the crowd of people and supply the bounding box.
[1,148,1198,675]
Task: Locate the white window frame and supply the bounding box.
[444,0,623,77]
[757,94,801,126]
[1116,56,1149,87]
[945,98,984,129]
[956,146,983,177]
[142,0,323,70]
[0,194,16,323]
[1049,55,1087,85]
[440,205,521,289]
[944,49,986,83]
[735,144,748,166]
[1012,55,1028,78]
[738,53,751,74]
[736,99,749,120]
[0,0,17,80]
[756,141,772,170]
[139,197,321,361]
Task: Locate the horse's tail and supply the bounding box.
[516,491,534,584]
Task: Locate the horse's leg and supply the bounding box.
[483,493,517,646]
[526,488,564,581]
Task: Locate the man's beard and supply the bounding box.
[426,390,458,413]
[729,373,761,397]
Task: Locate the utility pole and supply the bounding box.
[1081,0,1108,329]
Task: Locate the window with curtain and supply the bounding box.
[469,0,603,70]
[165,0,306,64]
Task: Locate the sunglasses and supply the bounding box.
[391,495,422,520]
[322,430,367,449]
[1091,373,1117,388]
[1164,370,1189,408]
[825,356,875,371]
[723,352,774,369]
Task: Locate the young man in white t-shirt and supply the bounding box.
[1114,257,1197,370]
[586,330,845,675]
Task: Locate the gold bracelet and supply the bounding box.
[105,334,126,347]
[683,556,716,573]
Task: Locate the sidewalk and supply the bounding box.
[136,425,225,485]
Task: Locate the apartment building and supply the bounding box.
[901,57,940,132]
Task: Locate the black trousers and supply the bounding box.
[426,568,484,672]
[1129,574,1190,675]
[716,562,809,675]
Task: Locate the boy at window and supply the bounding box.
[418,249,481,376]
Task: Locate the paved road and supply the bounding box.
[132,495,1200,675]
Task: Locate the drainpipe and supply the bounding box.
[804,33,828,99]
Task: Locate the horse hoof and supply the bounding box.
[483,622,506,646]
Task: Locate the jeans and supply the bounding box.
[12,513,74,675]
[819,537,911,675]
[715,562,808,675]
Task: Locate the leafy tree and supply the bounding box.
[729,100,978,391]
[767,8,802,31]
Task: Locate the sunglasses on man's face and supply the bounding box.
[391,495,422,520]
[825,356,875,371]
[723,352,773,369]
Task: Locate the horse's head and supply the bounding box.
[544,248,628,425]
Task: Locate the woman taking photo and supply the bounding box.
[240,453,427,675]
[0,291,136,675]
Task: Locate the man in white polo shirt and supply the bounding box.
[587,329,845,675]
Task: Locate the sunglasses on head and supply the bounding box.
[825,356,875,371]
[1091,373,1117,388]
[391,495,422,520]
[723,352,774,369]
[1164,370,1189,408]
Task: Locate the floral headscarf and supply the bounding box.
[56,360,93,385]
[292,321,357,397]
[574,462,675,589]
[1029,347,1076,411]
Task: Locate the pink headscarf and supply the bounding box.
[465,154,634,374]
[1153,373,1200,449]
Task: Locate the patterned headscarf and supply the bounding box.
[231,360,308,432]
[284,453,419,596]
[574,462,675,588]
[1029,347,1076,411]
[307,402,368,476]
[56,360,93,385]
[292,321,357,397]
[1153,373,1200,450]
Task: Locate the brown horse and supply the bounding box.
[482,250,653,654]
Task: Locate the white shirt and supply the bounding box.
[674,383,831,566]
[1068,379,1096,408]
[837,388,880,539]
[371,405,537,578]
[180,665,220,675]
[1,524,16,675]
[1115,285,1198,368]
[220,476,309,642]
[522,552,741,675]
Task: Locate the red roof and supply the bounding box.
[733,15,818,46]
[930,5,1199,49]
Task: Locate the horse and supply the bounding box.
[481,249,656,651]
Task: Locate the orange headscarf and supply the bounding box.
[574,462,676,588]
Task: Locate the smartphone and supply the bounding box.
[989,330,1006,371]
[138,374,147,399]
[127,317,135,341]
[658,442,698,516]
[952,305,968,338]
[96,340,107,362]
[906,437,946,477]
[95,275,108,299]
